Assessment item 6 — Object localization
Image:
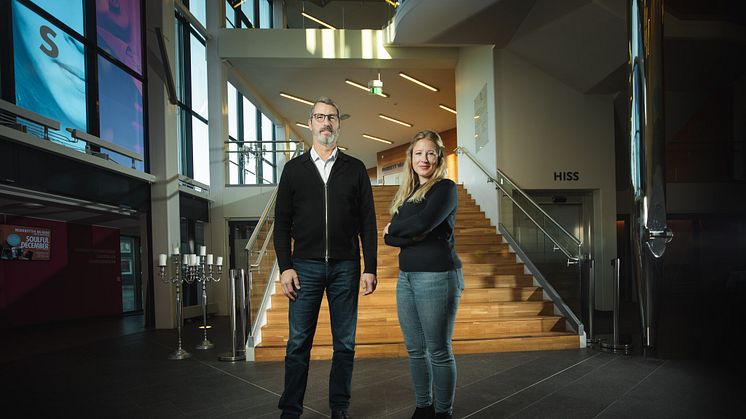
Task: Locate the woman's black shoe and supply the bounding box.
[411,404,435,419]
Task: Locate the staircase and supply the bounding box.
[254,184,580,361]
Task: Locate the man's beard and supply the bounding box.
[316,129,338,146]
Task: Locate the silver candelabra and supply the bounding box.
[158,246,223,359]
[194,246,223,350]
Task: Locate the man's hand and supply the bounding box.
[361,273,377,295]
[280,269,301,301]
[383,222,390,237]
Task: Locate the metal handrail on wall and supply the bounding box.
[456,146,587,340]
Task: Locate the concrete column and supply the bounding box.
[146,0,181,329]
[206,1,230,315]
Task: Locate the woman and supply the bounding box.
[384,130,463,419]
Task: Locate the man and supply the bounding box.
[274,97,378,419]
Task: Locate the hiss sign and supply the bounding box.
[554,171,580,181]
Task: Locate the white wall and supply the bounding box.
[496,49,617,309]
[455,46,500,226]
[455,46,618,309]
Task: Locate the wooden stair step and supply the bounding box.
[258,316,567,346]
[268,287,543,309]
[377,252,515,264]
[254,333,580,361]
[272,274,534,293]
[377,263,525,276]
[266,301,555,323]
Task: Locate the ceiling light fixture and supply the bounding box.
[295,122,309,129]
[362,134,393,144]
[379,114,412,127]
[231,0,246,8]
[338,146,348,151]
[280,92,314,106]
[439,104,457,114]
[301,12,337,30]
[345,79,389,98]
[399,72,439,92]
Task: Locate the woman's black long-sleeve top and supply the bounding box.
[384,179,461,272]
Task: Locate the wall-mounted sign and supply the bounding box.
[474,84,488,153]
[0,224,51,260]
[381,161,404,174]
[554,171,580,181]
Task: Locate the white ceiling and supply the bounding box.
[227,0,631,168]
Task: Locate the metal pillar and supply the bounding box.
[628,0,673,356]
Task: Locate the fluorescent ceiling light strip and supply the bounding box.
[439,104,457,114]
[379,114,412,127]
[301,12,337,30]
[280,92,314,106]
[232,0,246,8]
[338,146,348,151]
[295,122,309,128]
[399,72,439,92]
[344,79,389,98]
[362,134,393,144]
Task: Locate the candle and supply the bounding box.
[216,256,223,266]
[173,246,180,255]
[182,254,188,265]
[158,254,167,266]
[206,254,213,265]
[199,245,206,256]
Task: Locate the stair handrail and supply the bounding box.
[243,143,305,348]
[455,146,582,262]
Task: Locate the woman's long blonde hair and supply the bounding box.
[389,130,448,215]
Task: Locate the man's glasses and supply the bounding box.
[311,113,339,123]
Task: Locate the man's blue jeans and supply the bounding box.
[396,269,463,415]
[278,258,360,418]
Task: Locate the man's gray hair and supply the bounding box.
[309,97,341,118]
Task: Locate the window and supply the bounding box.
[227,81,278,185]
[175,6,210,184]
[10,0,147,170]
[96,0,142,75]
[12,0,87,151]
[98,55,144,170]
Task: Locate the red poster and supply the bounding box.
[0,224,51,260]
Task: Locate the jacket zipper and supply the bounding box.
[324,182,329,262]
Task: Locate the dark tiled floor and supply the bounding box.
[2,315,743,418]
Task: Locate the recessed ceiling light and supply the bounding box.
[280,92,314,106]
[439,104,457,114]
[379,114,412,127]
[295,122,309,129]
[301,12,336,30]
[344,79,389,98]
[362,134,393,144]
[399,72,439,92]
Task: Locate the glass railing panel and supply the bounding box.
[246,200,275,329]
[499,193,583,318]
[496,172,580,260]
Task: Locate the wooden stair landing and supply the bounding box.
[255,184,579,361]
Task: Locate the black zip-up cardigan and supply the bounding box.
[273,150,377,275]
[384,179,461,272]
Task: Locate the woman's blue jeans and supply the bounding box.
[278,258,360,418]
[397,269,463,414]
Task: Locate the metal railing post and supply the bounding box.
[602,258,633,354]
[219,269,246,361]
